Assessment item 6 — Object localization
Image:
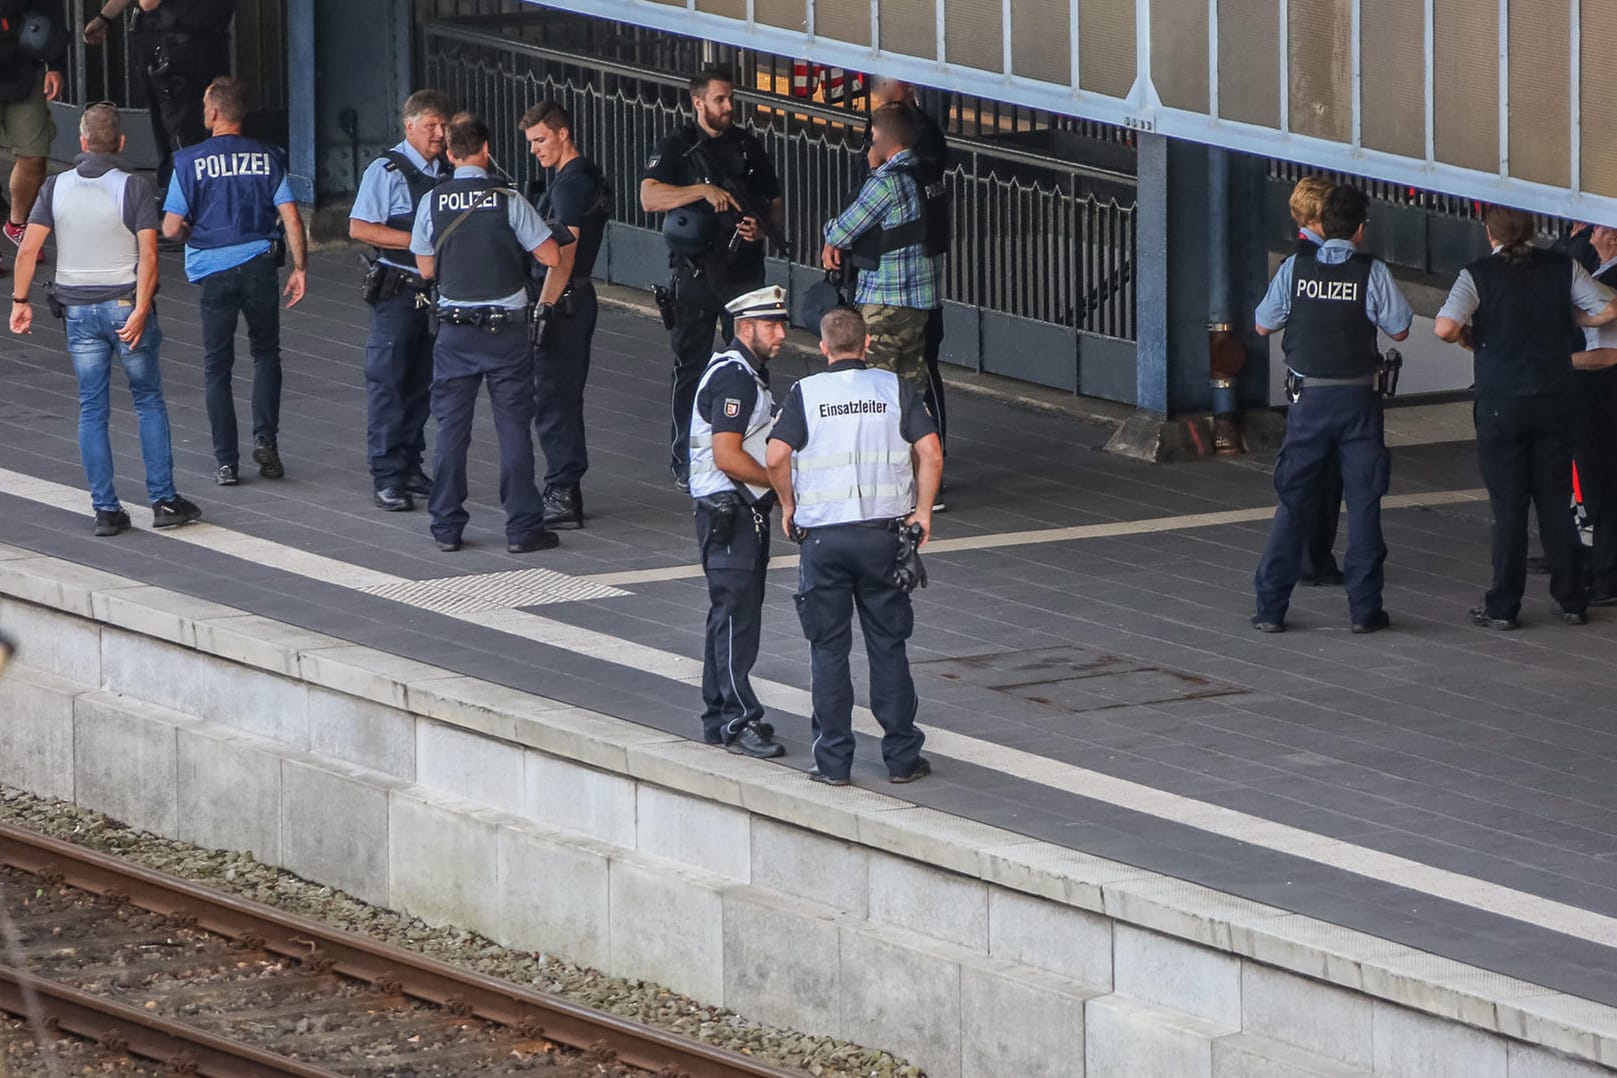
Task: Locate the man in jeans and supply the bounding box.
[7,103,201,535]
[163,76,307,486]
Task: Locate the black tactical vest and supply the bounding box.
[1469,248,1578,399]
[846,163,948,271]
[377,150,447,264]
[1280,249,1379,379]
[428,178,528,304]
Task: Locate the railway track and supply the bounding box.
[0,821,800,1078]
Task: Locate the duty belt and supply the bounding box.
[436,305,527,330]
[1291,372,1377,388]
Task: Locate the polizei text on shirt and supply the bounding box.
[435,190,504,211]
[1294,278,1361,301]
[194,152,275,180]
[819,399,890,417]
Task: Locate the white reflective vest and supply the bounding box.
[790,366,915,528]
[53,168,139,291]
[689,351,776,501]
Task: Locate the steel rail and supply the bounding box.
[0,965,346,1077]
[0,821,800,1078]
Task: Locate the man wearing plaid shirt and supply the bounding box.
[821,104,943,390]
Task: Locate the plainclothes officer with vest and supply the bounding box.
[163,76,306,487]
[689,285,790,759]
[1251,186,1413,635]
[84,0,234,199]
[411,114,566,554]
[1572,226,1617,606]
[640,68,783,491]
[1435,205,1617,629]
[522,100,610,530]
[9,102,201,535]
[766,306,942,786]
[349,89,452,512]
[822,103,946,394]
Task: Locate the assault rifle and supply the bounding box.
[685,137,792,259]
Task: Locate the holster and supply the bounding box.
[697,492,743,549]
[1284,370,1302,404]
[652,285,678,330]
[44,284,64,320]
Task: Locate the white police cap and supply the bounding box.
[725,285,790,321]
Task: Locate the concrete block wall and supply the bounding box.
[2,554,1617,1076]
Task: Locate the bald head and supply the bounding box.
[872,76,917,106]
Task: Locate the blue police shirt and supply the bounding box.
[350,140,445,270]
[165,133,296,283]
[1256,238,1414,341]
[409,165,552,309]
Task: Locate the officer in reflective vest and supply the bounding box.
[162,76,306,488]
[350,89,452,512]
[411,114,566,554]
[689,285,789,759]
[766,306,942,786]
[1251,186,1413,635]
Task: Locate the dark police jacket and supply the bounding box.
[133,0,235,41]
[1469,248,1580,400]
[171,133,287,251]
[429,178,528,304]
[644,122,780,281]
[0,0,65,103]
[537,155,609,280]
[1281,248,1380,379]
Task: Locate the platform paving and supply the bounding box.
[4,245,1617,1008]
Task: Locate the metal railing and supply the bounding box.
[419,19,1138,340]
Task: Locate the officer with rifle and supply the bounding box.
[640,67,784,492]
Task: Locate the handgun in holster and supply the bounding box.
[652,285,678,330]
[1284,370,1302,404]
[894,522,928,594]
[44,283,64,320]
[1376,348,1404,398]
[697,492,743,548]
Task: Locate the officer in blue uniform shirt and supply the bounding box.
[521,100,610,530]
[689,285,789,759]
[411,114,565,554]
[1251,186,1413,635]
[162,76,306,487]
[349,89,452,512]
[767,306,942,787]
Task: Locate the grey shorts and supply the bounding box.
[0,82,56,158]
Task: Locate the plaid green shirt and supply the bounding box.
[824,149,942,310]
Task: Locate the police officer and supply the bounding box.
[411,114,566,554]
[84,0,234,199]
[162,76,306,487]
[1435,205,1617,629]
[349,89,452,512]
[640,67,783,491]
[1251,186,1413,635]
[690,285,789,759]
[766,306,942,786]
[1572,225,1617,605]
[522,100,609,529]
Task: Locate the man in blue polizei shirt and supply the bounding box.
[1250,185,1413,636]
[163,76,307,489]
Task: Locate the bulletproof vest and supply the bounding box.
[1469,248,1578,399]
[689,352,775,501]
[673,124,771,272]
[171,134,286,251]
[538,155,610,279]
[1280,248,1380,379]
[791,366,915,529]
[377,149,447,263]
[428,177,528,304]
[846,162,948,272]
[52,167,139,291]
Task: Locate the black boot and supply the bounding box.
[543,485,584,529]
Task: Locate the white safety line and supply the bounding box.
[5,468,1607,948]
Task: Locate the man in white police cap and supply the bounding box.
[689,284,790,758]
[767,305,942,786]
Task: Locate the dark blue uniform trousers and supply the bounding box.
[364,289,434,490]
[534,283,598,489]
[1255,386,1390,625]
[199,251,282,468]
[428,322,547,545]
[1476,394,1585,620]
[794,524,926,780]
[1572,371,1617,596]
[696,500,771,743]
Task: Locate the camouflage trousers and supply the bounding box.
[860,304,930,390]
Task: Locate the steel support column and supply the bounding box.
[310,0,413,202]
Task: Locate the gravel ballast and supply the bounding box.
[0,785,924,1078]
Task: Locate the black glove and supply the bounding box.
[894,523,928,594]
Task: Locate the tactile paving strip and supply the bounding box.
[359,568,628,613]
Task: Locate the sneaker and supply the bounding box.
[725,724,785,759]
[251,441,284,479]
[93,508,131,537]
[1468,606,1518,631]
[3,220,40,263]
[214,464,239,486]
[1249,613,1285,634]
[436,538,462,553]
[1552,603,1589,626]
[807,766,851,787]
[889,756,932,784]
[151,495,202,529]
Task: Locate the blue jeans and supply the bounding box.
[64,301,177,510]
[200,252,282,467]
